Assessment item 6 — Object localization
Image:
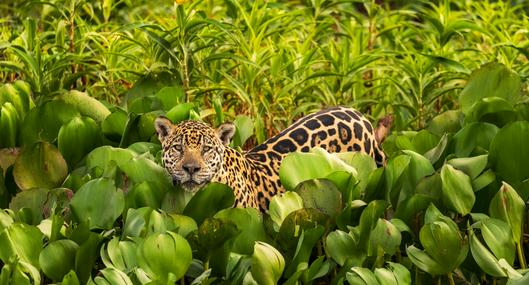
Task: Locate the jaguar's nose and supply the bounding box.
[182,162,201,175]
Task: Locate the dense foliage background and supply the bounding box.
[1,0,529,284]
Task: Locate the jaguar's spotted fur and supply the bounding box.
[155,106,385,211]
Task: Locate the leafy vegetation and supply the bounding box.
[1,0,529,284]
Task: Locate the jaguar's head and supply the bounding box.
[154,117,235,192]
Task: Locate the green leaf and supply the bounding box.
[489,121,529,199]
[214,208,269,254]
[231,115,254,148]
[13,142,68,190]
[137,231,192,283]
[465,97,517,126]
[346,267,380,285]
[0,102,20,148]
[101,237,138,272]
[419,216,468,273]
[368,219,402,256]
[183,183,235,225]
[101,108,128,142]
[453,122,499,157]
[405,245,446,275]
[93,268,133,285]
[70,178,125,229]
[39,240,79,281]
[325,230,363,266]
[0,223,42,267]
[459,63,521,114]
[440,164,475,215]
[58,117,101,168]
[489,182,525,243]
[251,242,285,285]
[85,146,136,171]
[373,268,398,285]
[9,188,48,224]
[279,147,357,191]
[294,179,342,219]
[426,110,463,136]
[165,103,197,124]
[268,191,304,232]
[56,90,111,122]
[474,218,515,264]
[386,262,411,285]
[447,155,488,180]
[154,86,184,110]
[469,230,509,277]
[20,101,80,145]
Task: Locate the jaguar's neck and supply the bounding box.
[211,147,260,209]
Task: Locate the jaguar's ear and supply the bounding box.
[154,116,174,143]
[217,123,236,146]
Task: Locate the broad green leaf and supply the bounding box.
[231,115,254,148]
[61,271,80,285]
[20,101,80,145]
[419,214,468,272]
[137,231,192,283]
[469,230,508,277]
[251,242,285,285]
[373,268,397,285]
[13,141,68,190]
[346,267,380,285]
[284,226,324,278]
[58,116,101,168]
[386,262,411,285]
[268,191,304,232]
[440,164,475,215]
[92,268,134,285]
[473,218,515,264]
[294,179,342,218]
[100,237,138,272]
[368,219,402,256]
[0,102,19,148]
[426,110,463,136]
[183,183,235,225]
[86,146,136,171]
[0,223,43,267]
[489,121,529,199]
[405,245,446,275]
[447,155,488,179]
[120,155,173,192]
[465,97,517,126]
[489,182,525,243]
[325,230,363,266]
[215,208,269,254]
[459,63,521,114]
[279,147,357,191]
[39,240,79,281]
[165,103,197,124]
[70,178,125,229]
[9,188,48,224]
[154,86,184,110]
[56,90,111,122]
[453,122,498,157]
[423,133,449,164]
[101,108,128,142]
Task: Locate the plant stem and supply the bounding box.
[517,242,527,269]
[447,272,455,285]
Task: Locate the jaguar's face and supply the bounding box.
[154,117,235,192]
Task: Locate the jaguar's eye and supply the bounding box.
[174,144,183,152]
[202,146,211,153]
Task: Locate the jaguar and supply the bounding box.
[155,106,387,212]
